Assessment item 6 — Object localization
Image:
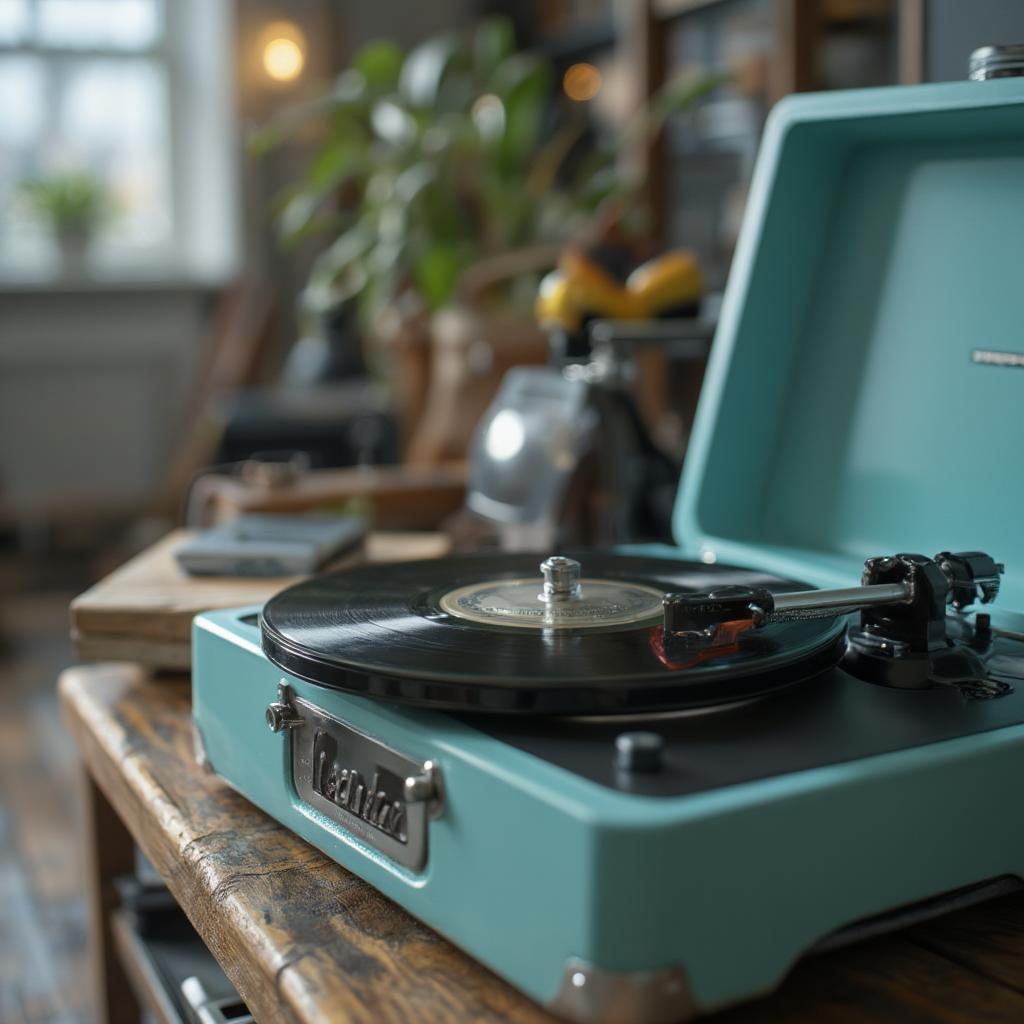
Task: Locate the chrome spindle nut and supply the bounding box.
[540,556,582,602]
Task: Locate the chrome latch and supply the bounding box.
[265,682,304,733]
[404,760,445,819]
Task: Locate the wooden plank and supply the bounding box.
[70,529,451,669]
[59,665,552,1024]
[772,0,821,99]
[714,931,1024,1022]
[81,770,142,1024]
[71,530,315,643]
[898,0,926,85]
[908,890,1024,997]
[205,461,468,530]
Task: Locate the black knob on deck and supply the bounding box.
[615,732,665,773]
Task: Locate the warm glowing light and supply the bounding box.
[562,62,602,102]
[261,22,306,83]
[264,37,304,81]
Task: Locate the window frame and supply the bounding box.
[0,0,239,283]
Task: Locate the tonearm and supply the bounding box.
[663,551,1007,695]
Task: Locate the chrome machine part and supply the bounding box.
[264,686,442,871]
[969,43,1024,80]
[540,555,583,602]
[403,760,445,819]
[439,555,665,630]
[265,682,304,733]
[181,976,254,1024]
[663,551,1003,650]
[192,721,214,773]
[662,581,914,649]
[662,550,1010,697]
[549,957,696,1024]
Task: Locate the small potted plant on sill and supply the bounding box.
[18,171,108,278]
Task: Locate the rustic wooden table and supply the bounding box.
[61,663,1024,1024]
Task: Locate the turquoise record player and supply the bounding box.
[193,67,1024,1023]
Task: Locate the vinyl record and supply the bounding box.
[260,552,847,715]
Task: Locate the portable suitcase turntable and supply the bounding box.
[193,69,1024,1022]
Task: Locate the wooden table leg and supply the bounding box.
[81,768,142,1024]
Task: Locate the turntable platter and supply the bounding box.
[260,552,847,715]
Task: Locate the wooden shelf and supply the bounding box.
[61,665,553,1024]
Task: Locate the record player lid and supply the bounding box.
[672,75,1024,611]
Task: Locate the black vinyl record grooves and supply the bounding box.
[260,552,847,715]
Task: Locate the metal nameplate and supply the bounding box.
[289,698,431,872]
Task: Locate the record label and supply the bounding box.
[438,577,664,629]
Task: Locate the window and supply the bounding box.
[0,0,237,280]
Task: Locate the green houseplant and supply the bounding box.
[18,171,108,275]
[258,16,720,325]
[256,16,721,456]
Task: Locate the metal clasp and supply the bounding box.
[404,760,445,819]
[265,682,304,733]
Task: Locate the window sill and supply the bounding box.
[0,269,227,296]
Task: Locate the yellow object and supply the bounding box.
[535,249,703,333]
[626,251,703,315]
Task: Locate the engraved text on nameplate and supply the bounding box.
[311,729,407,843]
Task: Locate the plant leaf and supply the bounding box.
[399,34,461,108]
[353,39,404,90]
[371,99,418,146]
[492,54,552,176]
[648,69,730,134]
[473,15,515,73]
[278,192,322,244]
[413,242,461,308]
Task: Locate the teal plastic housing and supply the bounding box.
[192,77,1024,1022]
[674,76,1024,606]
[194,608,1024,1020]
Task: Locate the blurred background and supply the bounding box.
[2,0,1023,1020]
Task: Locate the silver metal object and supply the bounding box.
[265,682,304,733]
[192,721,213,773]
[763,581,913,625]
[615,732,665,774]
[287,696,438,871]
[665,580,915,648]
[404,760,445,818]
[549,957,696,1024]
[181,976,254,1024]
[969,43,1024,80]
[540,555,582,602]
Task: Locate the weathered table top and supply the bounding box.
[60,663,1024,1023]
